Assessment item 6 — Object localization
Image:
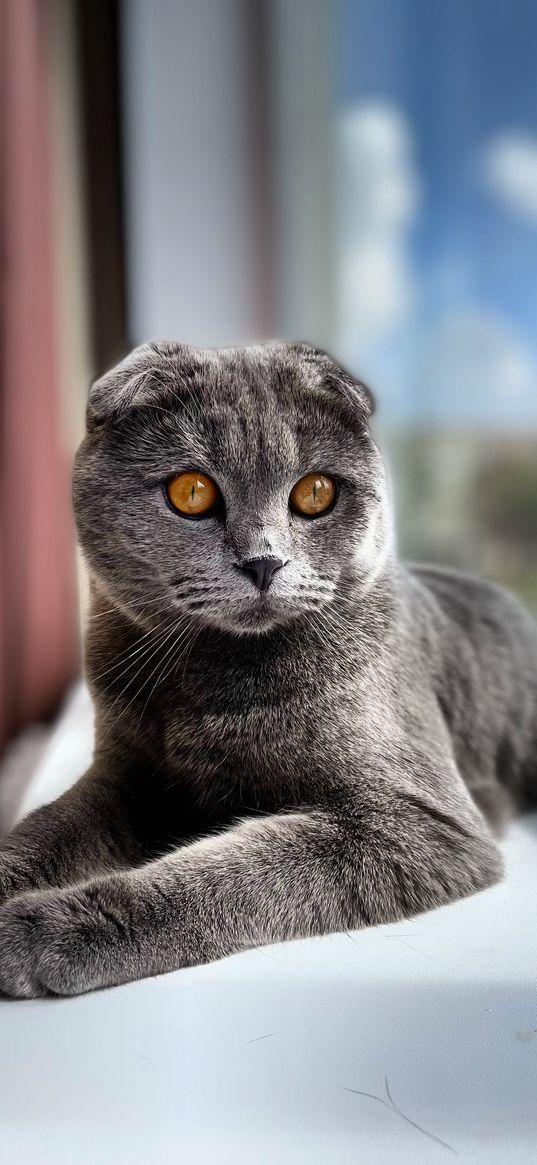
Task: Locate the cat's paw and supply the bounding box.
[0,879,135,998]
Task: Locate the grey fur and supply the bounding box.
[0,340,536,998]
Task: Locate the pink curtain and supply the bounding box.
[0,0,77,751]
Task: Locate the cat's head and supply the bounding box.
[73,341,392,634]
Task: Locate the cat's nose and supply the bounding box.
[236,557,284,592]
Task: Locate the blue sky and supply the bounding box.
[335,0,537,425]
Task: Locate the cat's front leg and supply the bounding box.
[0,766,144,908]
[0,778,502,998]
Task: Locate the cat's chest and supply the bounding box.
[156,650,364,806]
[163,697,316,780]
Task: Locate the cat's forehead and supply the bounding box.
[175,356,353,476]
[101,342,371,481]
[176,343,320,408]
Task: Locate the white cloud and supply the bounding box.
[482,132,537,223]
[413,311,537,424]
[335,102,420,358]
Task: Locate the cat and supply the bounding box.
[0,340,536,998]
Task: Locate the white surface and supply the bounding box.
[2,685,537,1163]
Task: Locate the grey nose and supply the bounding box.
[237,557,284,592]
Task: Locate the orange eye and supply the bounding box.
[290,474,336,517]
[166,472,219,517]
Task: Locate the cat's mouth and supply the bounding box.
[211,593,294,635]
[175,582,335,635]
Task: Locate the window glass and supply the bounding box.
[333,0,537,607]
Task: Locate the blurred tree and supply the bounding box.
[474,454,537,545]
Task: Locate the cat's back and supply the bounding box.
[405,562,537,812]
[409,563,537,668]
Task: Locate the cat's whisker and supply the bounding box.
[103,615,191,739]
[134,617,196,731]
[89,611,181,684]
[316,606,353,645]
[93,620,180,704]
[317,604,380,657]
[177,620,204,685]
[98,613,189,711]
[174,583,227,595]
[86,592,177,620]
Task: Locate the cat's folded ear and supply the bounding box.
[86,344,167,429]
[289,342,376,421]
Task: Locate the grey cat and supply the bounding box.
[0,341,536,998]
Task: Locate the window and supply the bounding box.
[332,0,537,605]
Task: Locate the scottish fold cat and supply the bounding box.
[0,341,536,997]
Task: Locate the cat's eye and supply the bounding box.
[290,473,336,517]
[165,471,219,518]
